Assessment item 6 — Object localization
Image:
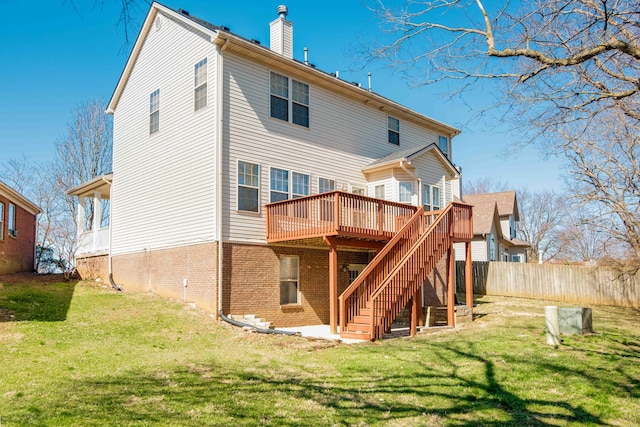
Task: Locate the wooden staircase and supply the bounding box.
[339,202,472,341]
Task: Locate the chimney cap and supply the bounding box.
[277,5,288,18]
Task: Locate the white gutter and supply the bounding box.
[400,160,422,206]
[216,38,229,314]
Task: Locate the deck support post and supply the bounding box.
[447,246,455,327]
[465,242,473,316]
[409,287,420,336]
[324,237,339,335]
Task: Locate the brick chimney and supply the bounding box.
[270,5,293,58]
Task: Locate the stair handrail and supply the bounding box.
[339,206,425,330]
[368,204,454,339]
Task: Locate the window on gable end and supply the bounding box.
[149,89,160,134]
[194,58,207,111]
[237,161,260,212]
[438,135,449,158]
[388,116,400,145]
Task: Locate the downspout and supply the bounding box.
[106,180,121,291]
[400,160,421,206]
[216,38,229,316]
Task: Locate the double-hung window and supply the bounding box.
[399,182,413,204]
[238,161,260,212]
[422,184,441,211]
[270,71,310,127]
[292,172,309,198]
[280,255,299,305]
[388,116,400,145]
[270,168,289,202]
[149,89,160,134]
[0,202,4,240]
[194,58,207,111]
[438,135,449,158]
[8,203,16,238]
[318,178,335,194]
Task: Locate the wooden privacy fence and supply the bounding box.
[457,261,640,308]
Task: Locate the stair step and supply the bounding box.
[360,307,371,316]
[347,322,371,333]
[340,331,371,340]
[353,315,370,324]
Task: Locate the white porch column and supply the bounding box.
[93,191,102,251]
[77,198,85,236]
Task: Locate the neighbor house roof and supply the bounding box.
[362,143,460,177]
[463,191,519,221]
[466,199,501,237]
[0,180,42,216]
[107,2,460,138]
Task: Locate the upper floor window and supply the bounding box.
[194,58,207,111]
[8,203,16,238]
[399,182,413,204]
[438,135,449,158]
[270,72,309,127]
[388,116,400,145]
[375,184,385,200]
[318,178,335,193]
[238,161,260,212]
[0,202,4,240]
[149,89,160,134]
[509,216,516,240]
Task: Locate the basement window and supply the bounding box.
[280,255,299,305]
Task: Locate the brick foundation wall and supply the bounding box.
[76,255,109,282]
[222,243,370,328]
[112,242,218,312]
[0,195,37,275]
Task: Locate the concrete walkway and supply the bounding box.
[277,324,414,344]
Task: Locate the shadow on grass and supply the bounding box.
[0,275,77,322]
[6,341,618,426]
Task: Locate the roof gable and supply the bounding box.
[362,143,459,177]
[463,191,519,220]
[0,180,41,216]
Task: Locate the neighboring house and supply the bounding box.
[0,180,41,274]
[69,3,474,340]
[455,191,529,263]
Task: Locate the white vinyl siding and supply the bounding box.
[223,53,455,243]
[111,11,217,255]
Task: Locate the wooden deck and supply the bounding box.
[266,191,418,243]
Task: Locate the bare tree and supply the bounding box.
[463,176,510,195]
[561,110,640,258]
[369,0,639,142]
[516,188,568,262]
[55,99,113,233]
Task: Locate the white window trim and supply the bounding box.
[269,70,310,128]
[318,177,335,194]
[194,58,208,111]
[237,160,261,213]
[0,201,4,240]
[291,170,311,199]
[8,203,16,238]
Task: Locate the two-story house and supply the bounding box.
[0,180,41,274]
[70,3,474,340]
[455,191,529,263]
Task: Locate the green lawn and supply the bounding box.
[1,275,638,426]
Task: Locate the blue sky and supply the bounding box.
[0,0,563,191]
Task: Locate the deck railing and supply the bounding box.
[266,191,418,242]
[339,202,473,340]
